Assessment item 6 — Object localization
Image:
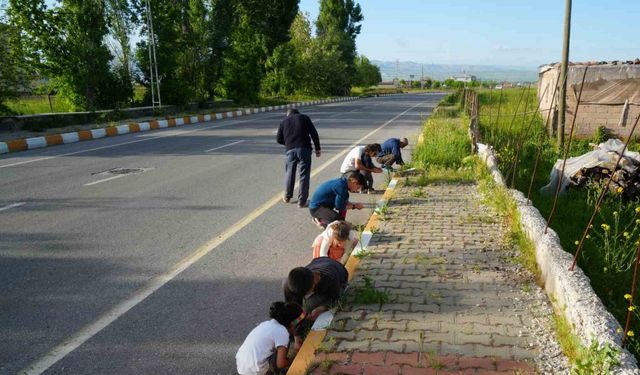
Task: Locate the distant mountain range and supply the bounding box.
[372,60,539,83]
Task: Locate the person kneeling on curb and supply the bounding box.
[311,220,358,264]
[377,137,408,170]
[339,143,383,194]
[308,172,365,229]
[283,257,349,350]
[236,301,305,375]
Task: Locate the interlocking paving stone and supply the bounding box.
[308,182,566,374]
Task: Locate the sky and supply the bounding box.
[299,0,640,67]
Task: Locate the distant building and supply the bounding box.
[538,60,640,137]
[451,74,477,83]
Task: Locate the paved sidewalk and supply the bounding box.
[307,181,568,374]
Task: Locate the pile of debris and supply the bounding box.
[541,139,640,198]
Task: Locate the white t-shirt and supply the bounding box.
[236,319,290,375]
[340,146,365,173]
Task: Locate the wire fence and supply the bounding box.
[463,80,640,353]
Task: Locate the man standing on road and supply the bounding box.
[377,137,409,170]
[340,143,383,193]
[277,108,321,208]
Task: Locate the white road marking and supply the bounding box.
[0,113,284,169]
[0,202,26,212]
[83,174,128,186]
[21,99,428,375]
[204,140,244,153]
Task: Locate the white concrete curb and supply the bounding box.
[477,143,639,373]
[1,94,408,154]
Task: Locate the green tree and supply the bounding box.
[261,11,312,97]
[0,21,29,113]
[222,0,298,103]
[241,0,299,52]
[299,39,348,96]
[135,0,189,105]
[353,55,381,87]
[178,0,211,102]
[316,0,363,93]
[203,0,235,100]
[106,0,135,105]
[9,0,129,110]
[278,12,350,97]
[222,11,267,104]
[262,43,297,97]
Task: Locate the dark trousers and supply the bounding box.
[284,147,312,203]
[376,154,396,168]
[310,206,344,224]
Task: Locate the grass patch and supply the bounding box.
[352,276,389,305]
[5,95,75,114]
[553,309,620,375]
[422,165,476,185]
[350,86,404,96]
[552,308,581,363]
[412,117,470,169]
[411,91,471,170]
[476,86,640,361]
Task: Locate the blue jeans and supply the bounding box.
[284,147,312,203]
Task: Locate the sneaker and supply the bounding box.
[367,188,376,194]
[282,196,290,203]
[298,201,309,208]
[312,217,327,230]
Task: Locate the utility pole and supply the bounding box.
[421,64,424,89]
[145,0,162,109]
[557,0,571,149]
[395,59,399,87]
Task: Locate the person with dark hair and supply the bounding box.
[308,172,365,229]
[283,257,349,348]
[276,108,321,208]
[339,143,383,193]
[377,137,409,169]
[236,301,305,375]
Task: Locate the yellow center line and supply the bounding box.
[21,98,429,375]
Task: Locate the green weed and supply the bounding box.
[412,187,426,198]
[374,201,390,221]
[352,276,389,305]
[572,340,620,375]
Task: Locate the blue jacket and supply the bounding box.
[379,138,404,164]
[309,177,349,211]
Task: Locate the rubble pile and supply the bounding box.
[541,139,640,198]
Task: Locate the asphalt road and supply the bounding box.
[0,93,444,374]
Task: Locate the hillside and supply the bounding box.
[372,60,539,83]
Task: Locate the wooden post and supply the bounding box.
[557,0,572,149]
[619,99,630,127]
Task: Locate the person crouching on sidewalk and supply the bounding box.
[308,172,365,229]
